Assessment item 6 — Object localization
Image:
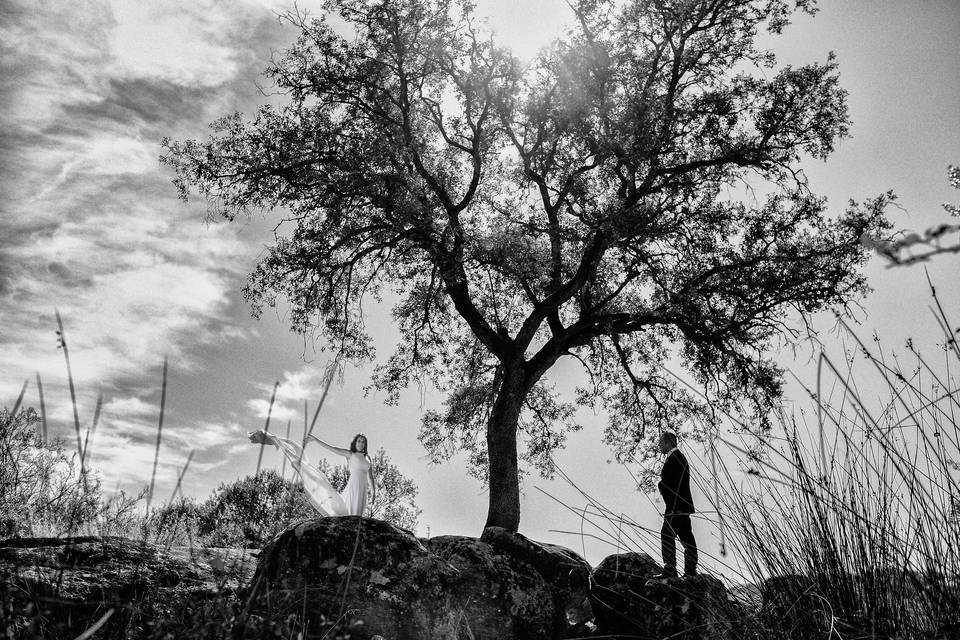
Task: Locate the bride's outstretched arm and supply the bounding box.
[249,431,310,470]
[248,430,274,445]
[306,434,351,457]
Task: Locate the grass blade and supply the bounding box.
[255,381,280,474]
[280,418,292,478]
[168,449,195,504]
[80,393,103,469]
[306,361,338,439]
[36,372,48,443]
[10,378,28,417]
[55,309,85,483]
[72,608,114,640]
[146,356,169,516]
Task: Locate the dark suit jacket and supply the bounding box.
[658,449,695,515]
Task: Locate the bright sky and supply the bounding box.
[1,0,958,575]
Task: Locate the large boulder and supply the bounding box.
[424,534,556,639]
[479,526,593,631]
[244,516,592,639]
[589,551,659,633]
[590,551,737,639]
[0,536,254,639]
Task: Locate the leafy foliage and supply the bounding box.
[366,448,422,530]
[150,449,420,547]
[861,164,960,265]
[0,407,142,537]
[195,469,315,547]
[945,164,960,217]
[163,0,890,529]
[1,403,419,547]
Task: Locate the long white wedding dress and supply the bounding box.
[264,434,371,516]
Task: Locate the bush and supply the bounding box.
[2,403,421,550]
[190,448,422,548]
[0,407,141,537]
[146,496,205,547]
[367,448,422,531]
[196,469,315,547]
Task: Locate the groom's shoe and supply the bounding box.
[649,567,679,581]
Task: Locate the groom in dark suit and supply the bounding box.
[653,431,697,578]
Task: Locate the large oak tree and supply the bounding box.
[163,0,890,532]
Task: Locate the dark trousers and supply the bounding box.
[661,513,697,575]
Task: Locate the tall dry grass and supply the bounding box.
[717,297,960,638]
[538,279,960,639]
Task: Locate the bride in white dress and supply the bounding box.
[248,430,376,517]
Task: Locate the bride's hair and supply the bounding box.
[349,433,368,454]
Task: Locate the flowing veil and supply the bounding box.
[267,435,350,517]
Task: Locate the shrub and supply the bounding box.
[0,407,121,537]
[2,403,421,550]
[367,448,422,531]
[191,448,421,547]
[146,496,205,547]
[196,469,315,548]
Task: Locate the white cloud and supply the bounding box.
[166,420,244,450]
[79,413,245,496]
[34,134,158,202]
[276,365,337,401]
[241,364,344,438]
[0,207,249,391]
[0,0,351,502]
[107,2,242,86]
[104,396,157,418]
[226,441,253,457]
[246,398,301,424]
[0,0,264,403]
[84,428,181,493]
[1,1,114,125]
[96,416,163,444]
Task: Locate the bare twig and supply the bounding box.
[145,357,169,516]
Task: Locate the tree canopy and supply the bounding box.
[163,0,890,532]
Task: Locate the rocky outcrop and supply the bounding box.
[0,536,254,639]
[422,534,557,639]
[479,526,593,630]
[244,517,592,639]
[1,525,756,639]
[589,551,737,639]
[589,550,660,632]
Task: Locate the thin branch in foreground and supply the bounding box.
[55,310,86,485]
[146,357,169,517]
[36,371,48,443]
[71,608,114,640]
[255,381,280,474]
[10,378,28,417]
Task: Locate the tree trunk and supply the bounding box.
[484,370,526,532]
